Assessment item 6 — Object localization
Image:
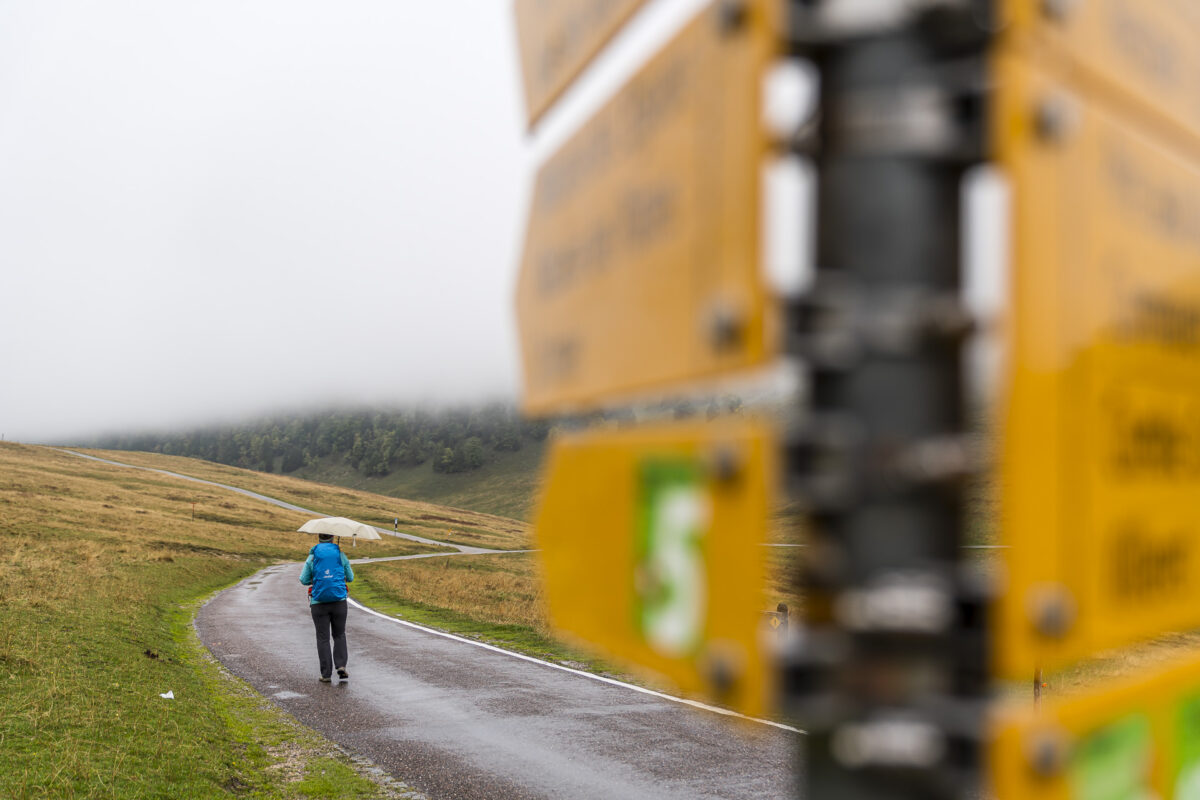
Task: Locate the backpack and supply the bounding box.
[310,542,348,603]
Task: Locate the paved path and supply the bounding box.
[198,564,799,800]
[58,448,801,798]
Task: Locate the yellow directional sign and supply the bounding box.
[513,0,647,126]
[995,55,1200,677]
[1000,0,1200,151]
[515,0,781,415]
[991,656,1200,799]
[534,418,775,716]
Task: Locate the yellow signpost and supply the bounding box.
[996,49,1200,678]
[514,0,780,415]
[991,656,1200,799]
[513,0,647,127]
[999,0,1200,151]
[533,418,775,716]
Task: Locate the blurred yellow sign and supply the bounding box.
[534,418,775,716]
[999,0,1200,150]
[991,656,1200,799]
[513,0,647,126]
[995,56,1200,678]
[515,0,780,415]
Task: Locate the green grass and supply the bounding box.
[295,759,393,799]
[0,443,428,798]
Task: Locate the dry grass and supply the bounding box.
[991,632,1200,712]
[76,447,532,550]
[0,442,441,797]
[358,553,549,634]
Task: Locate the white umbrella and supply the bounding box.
[298,516,382,547]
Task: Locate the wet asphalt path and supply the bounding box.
[196,563,800,799]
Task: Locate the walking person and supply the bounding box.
[300,533,353,683]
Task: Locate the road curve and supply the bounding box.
[197,564,800,799]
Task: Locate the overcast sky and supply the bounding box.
[0,0,1002,443]
[0,0,743,443]
[0,1,533,442]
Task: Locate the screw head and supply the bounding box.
[709,305,746,352]
[710,445,743,483]
[1026,728,1070,778]
[1028,583,1076,639]
[1041,0,1079,23]
[699,643,743,699]
[716,0,749,34]
[1035,93,1079,143]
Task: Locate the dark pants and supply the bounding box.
[310,600,348,678]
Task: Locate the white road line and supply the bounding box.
[347,598,805,736]
[350,550,536,566]
[767,543,1009,549]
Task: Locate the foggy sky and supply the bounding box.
[0,0,1004,443]
[0,1,538,442]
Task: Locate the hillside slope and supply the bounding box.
[0,442,450,797]
[82,447,532,550]
[291,440,546,521]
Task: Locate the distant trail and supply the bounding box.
[55,448,504,554]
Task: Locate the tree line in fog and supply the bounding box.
[88,404,550,476]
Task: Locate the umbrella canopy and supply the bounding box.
[297,516,382,541]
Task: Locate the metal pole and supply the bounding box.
[784,3,992,798]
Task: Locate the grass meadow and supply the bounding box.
[79,448,532,551]
[0,442,439,798]
[293,442,548,522]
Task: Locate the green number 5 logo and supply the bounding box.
[635,460,710,657]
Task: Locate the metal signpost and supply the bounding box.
[784,3,990,798]
[515,0,780,415]
[996,52,1200,678]
[514,0,648,127]
[990,0,1200,793]
[535,418,775,716]
[996,0,1200,679]
[511,0,1200,798]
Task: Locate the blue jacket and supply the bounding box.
[299,544,354,605]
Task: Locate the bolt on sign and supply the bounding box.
[533,419,775,717]
[513,0,647,127]
[990,656,1200,799]
[994,49,1200,678]
[515,0,781,416]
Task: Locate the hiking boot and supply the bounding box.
[319,676,332,683]
[336,667,349,680]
